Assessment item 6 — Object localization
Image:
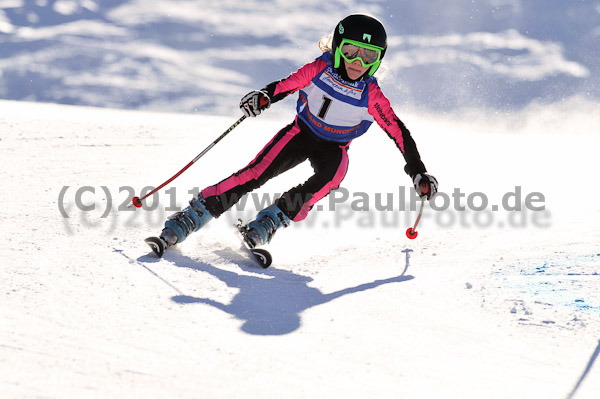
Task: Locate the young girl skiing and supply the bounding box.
[147,14,438,257]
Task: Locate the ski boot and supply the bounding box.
[244,203,291,248]
[145,194,213,257]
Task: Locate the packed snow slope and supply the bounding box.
[1,99,599,398]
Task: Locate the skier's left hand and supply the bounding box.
[413,173,438,200]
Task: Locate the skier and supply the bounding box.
[151,14,438,256]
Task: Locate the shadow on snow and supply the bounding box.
[161,246,414,336]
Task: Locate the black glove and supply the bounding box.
[413,173,438,200]
[240,90,271,117]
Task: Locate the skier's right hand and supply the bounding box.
[240,90,271,117]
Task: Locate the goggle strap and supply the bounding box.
[340,38,384,52]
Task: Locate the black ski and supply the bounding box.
[144,223,272,268]
[145,236,166,258]
[234,220,272,268]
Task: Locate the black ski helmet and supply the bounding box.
[332,14,388,78]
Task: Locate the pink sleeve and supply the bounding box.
[367,82,427,176]
[368,82,406,152]
[264,58,329,101]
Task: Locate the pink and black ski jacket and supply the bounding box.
[262,51,427,177]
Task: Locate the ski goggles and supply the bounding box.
[338,39,383,67]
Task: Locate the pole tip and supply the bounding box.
[132,196,142,208]
[406,228,418,240]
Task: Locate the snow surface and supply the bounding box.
[1,99,599,398]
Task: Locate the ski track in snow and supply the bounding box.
[1,100,599,398]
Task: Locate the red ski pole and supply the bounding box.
[131,115,247,208]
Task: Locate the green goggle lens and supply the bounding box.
[339,41,381,67]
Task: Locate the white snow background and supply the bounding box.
[1,1,600,398]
